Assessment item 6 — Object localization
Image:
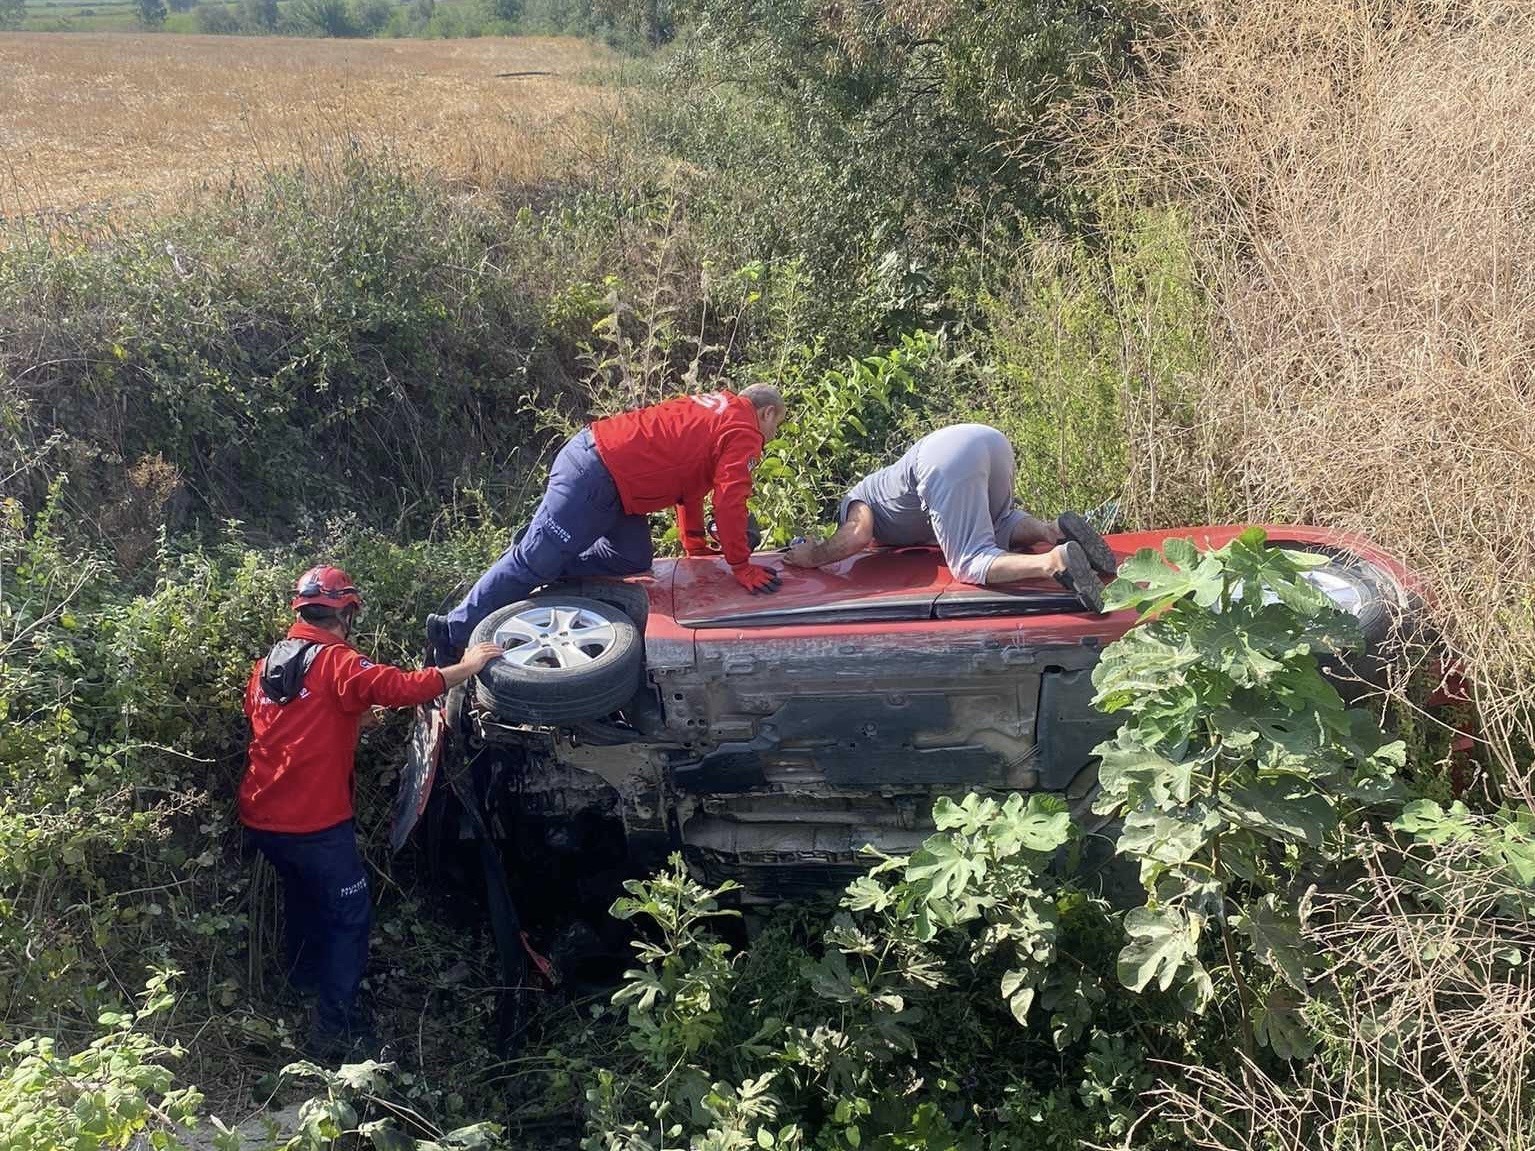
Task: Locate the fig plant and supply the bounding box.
[1090,528,1406,1057]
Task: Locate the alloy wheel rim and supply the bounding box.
[493,605,619,669]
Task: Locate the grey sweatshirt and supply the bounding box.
[839,423,1028,584]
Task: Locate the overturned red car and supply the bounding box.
[394,524,1416,999]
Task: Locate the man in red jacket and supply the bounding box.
[430,384,789,658]
[241,566,502,1058]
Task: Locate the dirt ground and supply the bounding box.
[0,33,613,219]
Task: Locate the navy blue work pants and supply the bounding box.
[443,427,653,648]
[246,820,371,1039]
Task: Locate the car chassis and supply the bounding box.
[394,524,1418,1030]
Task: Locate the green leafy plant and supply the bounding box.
[1393,799,1535,918]
[279,1059,506,1151]
[581,796,1153,1150]
[0,971,200,1151]
[1090,527,1406,1057]
[751,331,938,545]
[610,854,743,1067]
[587,857,775,1150]
[844,793,1083,1034]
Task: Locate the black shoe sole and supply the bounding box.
[424,613,460,669]
[1058,511,1118,577]
[1053,542,1105,614]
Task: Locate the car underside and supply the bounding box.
[394,524,1417,1017]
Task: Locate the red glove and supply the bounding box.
[682,530,719,558]
[731,561,781,594]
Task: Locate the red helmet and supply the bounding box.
[291,565,363,613]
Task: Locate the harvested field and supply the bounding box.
[0,33,613,219]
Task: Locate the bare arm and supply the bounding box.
[439,642,505,688]
[783,502,875,568]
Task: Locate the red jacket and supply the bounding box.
[590,391,764,567]
[239,622,445,834]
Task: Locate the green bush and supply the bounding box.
[571,806,1184,1150]
[602,0,1151,361]
[193,1,239,31]
[1090,530,1406,1057]
[0,970,514,1150]
[0,480,510,1036]
[0,153,555,534]
[239,0,277,28]
[349,0,391,34]
[887,207,1207,523]
[750,330,943,544]
[517,0,594,34]
[291,0,353,34]
[0,972,200,1151]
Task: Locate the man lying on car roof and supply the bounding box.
[428,384,790,663]
[783,422,1117,613]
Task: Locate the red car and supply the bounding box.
[395,524,1415,1000]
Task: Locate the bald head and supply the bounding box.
[740,383,784,412]
[739,383,788,440]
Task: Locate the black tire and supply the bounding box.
[540,577,650,633]
[1262,542,1400,644]
[1309,553,1396,648]
[470,595,643,724]
[1272,542,1415,702]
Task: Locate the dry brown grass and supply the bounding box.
[1106,0,1535,805]
[0,33,614,219]
[1141,842,1535,1151]
[1095,3,1535,1146]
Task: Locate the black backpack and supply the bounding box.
[258,639,332,705]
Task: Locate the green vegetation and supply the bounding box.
[1089,533,1406,1056]
[15,0,664,39]
[16,0,135,32]
[553,535,1530,1149]
[3,2,1530,1149]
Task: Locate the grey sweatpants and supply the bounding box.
[839,424,1029,584]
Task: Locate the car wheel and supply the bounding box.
[470,595,643,724]
[1299,552,1397,648]
[1288,547,1415,701]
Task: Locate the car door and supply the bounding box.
[930,576,1128,793]
[669,547,1052,796]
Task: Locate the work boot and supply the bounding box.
[1053,542,1105,614]
[304,999,381,1066]
[424,614,461,668]
[304,1025,381,1066]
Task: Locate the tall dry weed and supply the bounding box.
[1098,3,1535,1146]
[1144,842,1535,1151]
[1105,0,1535,803]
